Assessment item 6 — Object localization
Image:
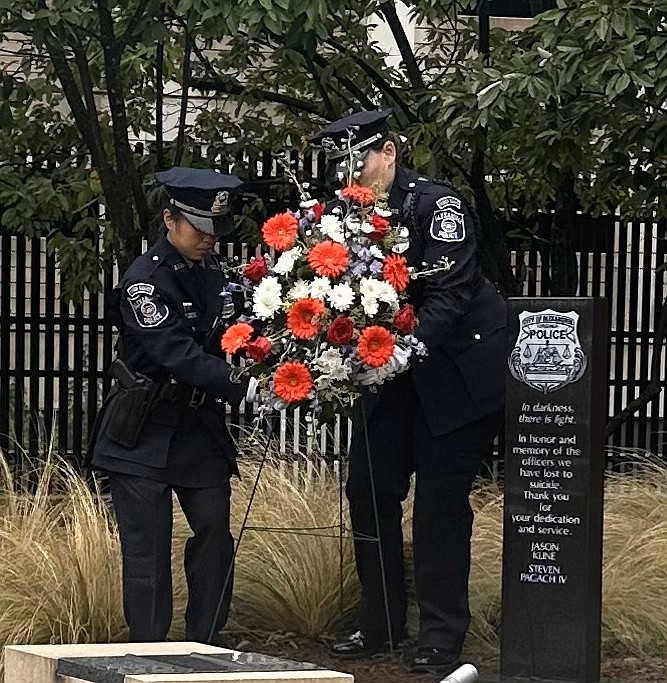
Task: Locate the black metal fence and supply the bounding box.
[1,196,666,465]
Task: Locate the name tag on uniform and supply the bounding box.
[182,301,198,319]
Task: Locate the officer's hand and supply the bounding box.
[355,367,383,386]
[219,292,235,320]
[245,377,259,403]
[355,346,410,386]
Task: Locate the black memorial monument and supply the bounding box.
[501,298,608,683]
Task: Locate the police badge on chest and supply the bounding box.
[430,196,465,242]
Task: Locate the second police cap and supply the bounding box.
[308,109,393,161]
[155,166,243,237]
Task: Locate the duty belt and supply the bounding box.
[157,382,207,409]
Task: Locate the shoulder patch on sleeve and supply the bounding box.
[126,282,170,328]
[430,204,466,242]
[436,195,462,210]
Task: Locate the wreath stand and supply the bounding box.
[207,405,396,654]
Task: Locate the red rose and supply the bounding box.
[393,304,416,333]
[368,214,390,241]
[326,316,355,345]
[311,202,325,223]
[244,256,268,283]
[245,336,272,362]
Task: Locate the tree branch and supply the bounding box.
[40,33,113,184]
[324,36,417,124]
[308,51,378,112]
[173,28,192,167]
[190,77,328,116]
[305,56,336,119]
[155,2,165,170]
[97,0,149,236]
[71,41,100,124]
[379,1,424,90]
[118,0,159,51]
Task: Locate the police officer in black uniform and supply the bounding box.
[88,167,256,644]
[310,111,508,674]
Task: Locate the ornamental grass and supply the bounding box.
[0,446,665,665]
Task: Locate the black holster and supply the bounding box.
[106,382,160,449]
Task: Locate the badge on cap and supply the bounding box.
[211,191,229,215]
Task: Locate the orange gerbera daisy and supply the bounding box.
[273,361,313,403]
[383,254,410,292]
[307,241,349,278]
[357,326,395,368]
[261,212,298,251]
[220,322,254,354]
[341,184,376,207]
[287,297,325,339]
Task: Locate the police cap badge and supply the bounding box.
[155,167,242,237]
[309,109,393,161]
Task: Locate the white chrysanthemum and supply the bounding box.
[375,207,393,218]
[310,276,331,300]
[313,347,350,381]
[360,295,379,317]
[252,276,283,319]
[360,221,374,234]
[359,277,384,300]
[327,283,355,312]
[359,277,397,315]
[376,280,399,309]
[319,215,345,243]
[272,246,302,275]
[287,279,310,300]
[369,245,384,260]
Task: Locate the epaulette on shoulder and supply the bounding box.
[431,177,467,195]
[124,250,165,281]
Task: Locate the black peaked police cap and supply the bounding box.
[155,167,243,237]
[308,109,393,161]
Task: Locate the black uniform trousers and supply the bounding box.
[347,372,503,654]
[108,473,234,642]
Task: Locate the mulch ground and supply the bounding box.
[226,631,667,683]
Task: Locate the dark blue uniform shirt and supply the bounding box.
[90,236,246,486]
[386,167,509,435]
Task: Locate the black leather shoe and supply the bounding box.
[411,648,461,674]
[331,630,394,658]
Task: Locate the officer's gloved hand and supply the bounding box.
[245,377,259,403]
[355,346,411,387]
[219,292,235,320]
[355,367,383,386]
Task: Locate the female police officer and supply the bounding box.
[89,167,255,645]
[310,111,508,675]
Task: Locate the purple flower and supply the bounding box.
[357,247,373,262]
[351,261,368,276]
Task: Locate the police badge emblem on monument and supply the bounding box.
[508,309,587,394]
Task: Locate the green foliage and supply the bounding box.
[1,0,666,300]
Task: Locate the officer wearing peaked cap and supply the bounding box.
[311,111,509,675]
[88,166,256,645]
